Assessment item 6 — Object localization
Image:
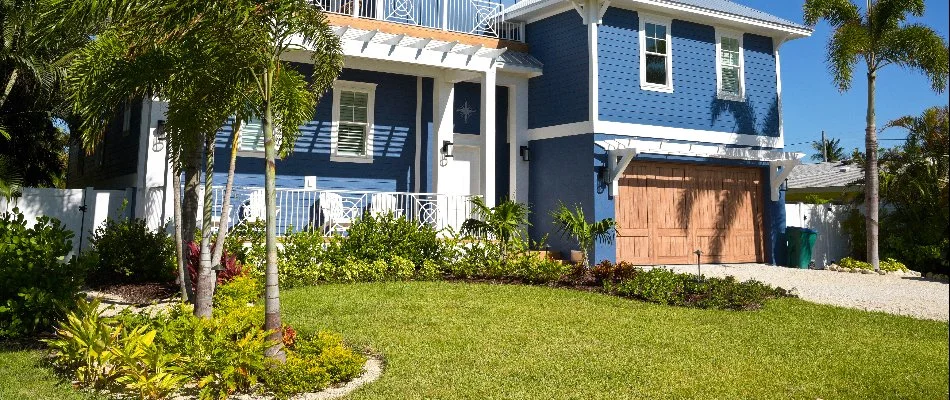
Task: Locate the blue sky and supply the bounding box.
[502,0,949,162]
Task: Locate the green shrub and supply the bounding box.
[87,217,176,285]
[262,331,365,399]
[0,209,85,338]
[840,257,874,270]
[448,241,503,279]
[224,220,266,277]
[277,228,327,288]
[611,268,789,311]
[880,258,909,272]
[339,213,455,270]
[510,255,572,284]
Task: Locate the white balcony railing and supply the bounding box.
[210,187,475,236]
[312,0,524,42]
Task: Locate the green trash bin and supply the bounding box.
[786,227,818,269]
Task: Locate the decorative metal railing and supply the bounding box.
[312,0,524,42]
[209,187,475,236]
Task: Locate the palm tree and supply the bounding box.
[810,137,846,162]
[803,0,949,270]
[461,197,531,259]
[550,202,615,270]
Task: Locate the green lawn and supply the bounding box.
[2,281,947,399]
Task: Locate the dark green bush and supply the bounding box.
[223,220,266,275]
[611,268,790,311]
[0,209,85,338]
[338,213,455,269]
[86,217,176,285]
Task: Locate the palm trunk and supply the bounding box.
[0,69,18,111]
[195,136,216,318]
[210,120,242,269]
[262,70,285,362]
[182,146,201,244]
[171,161,193,302]
[865,70,880,271]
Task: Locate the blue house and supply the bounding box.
[67,0,811,266]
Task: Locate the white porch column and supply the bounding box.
[507,76,530,203]
[480,67,497,207]
[432,73,456,194]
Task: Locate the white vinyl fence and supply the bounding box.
[786,203,858,267]
[0,187,133,258]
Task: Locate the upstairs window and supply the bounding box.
[639,15,674,93]
[331,81,377,163]
[716,30,745,101]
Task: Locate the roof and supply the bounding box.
[786,162,864,190]
[505,0,812,35]
[496,50,544,71]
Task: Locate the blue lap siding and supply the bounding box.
[598,8,779,137]
[213,68,424,192]
[526,10,589,129]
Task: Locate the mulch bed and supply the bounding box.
[90,282,178,305]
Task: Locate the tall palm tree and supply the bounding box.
[810,137,847,162]
[803,0,949,270]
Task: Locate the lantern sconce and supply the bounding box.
[154,120,167,141]
[441,140,454,159]
[519,145,530,162]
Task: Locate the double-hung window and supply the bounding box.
[639,15,674,93]
[237,118,283,156]
[716,30,745,101]
[331,81,377,163]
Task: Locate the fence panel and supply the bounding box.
[786,203,856,267]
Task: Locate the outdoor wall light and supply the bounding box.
[519,145,530,162]
[441,140,454,159]
[155,120,167,141]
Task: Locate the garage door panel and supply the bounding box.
[616,161,766,265]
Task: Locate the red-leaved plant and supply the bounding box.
[282,325,297,348]
[186,241,244,290]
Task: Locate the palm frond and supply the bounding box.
[879,24,950,92]
[827,21,868,90]
[803,0,861,26]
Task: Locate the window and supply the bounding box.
[639,15,673,93]
[237,118,283,155]
[331,81,376,163]
[716,30,745,101]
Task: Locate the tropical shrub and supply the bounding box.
[610,268,790,311]
[262,331,365,399]
[591,260,639,285]
[839,256,909,272]
[460,197,530,258]
[0,209,85,338]
[339,213,454,270]
[509,255,572,284]
[223,220,266,274]
[87,217,176,285]
[550,202,615,269]
[185,241,244,290]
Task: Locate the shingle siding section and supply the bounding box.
[526,10,589,129]
[597,8,780,137]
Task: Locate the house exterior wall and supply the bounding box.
[526,10,589,129]
[67,100,143,189]
[213,67,426,192]
[598,8,779,137]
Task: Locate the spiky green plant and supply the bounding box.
[550,202,615,269]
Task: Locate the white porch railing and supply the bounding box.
[312,0,524,42]
[210,187,475,236]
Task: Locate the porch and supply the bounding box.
[210,187,475,236]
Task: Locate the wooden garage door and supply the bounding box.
[615,162,766,265]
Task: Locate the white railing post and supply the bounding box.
[376,0,384,20]
[352,0,360,17]
[442,0,449,31]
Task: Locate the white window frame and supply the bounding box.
[715,28,746,101]
[638,14,674,94]
[236,118,282,158]
[331,80,377,164]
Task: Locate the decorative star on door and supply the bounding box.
[456,101,477,124]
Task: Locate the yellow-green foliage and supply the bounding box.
[840,257,909,272]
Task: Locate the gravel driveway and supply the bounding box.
[659,264,950,321]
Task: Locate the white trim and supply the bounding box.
[774,36,786,144]
[715,28,745,101]
[414,77,423,193]
[527,120,595,141]
[638,13,674,93]
[480,68,497,206]
[526,120,786,148]
[588,13,600,122]
[331,80,378,163]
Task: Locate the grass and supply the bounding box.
[1,281,947,399]
[0,343,102,400]
[281,282,949,400]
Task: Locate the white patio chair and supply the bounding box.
[319,192,352,234]
[371,193,403,218]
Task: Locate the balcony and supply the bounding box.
[312,0,524,42]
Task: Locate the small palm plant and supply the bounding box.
[550,202,615,269]
[461,196,530,259]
